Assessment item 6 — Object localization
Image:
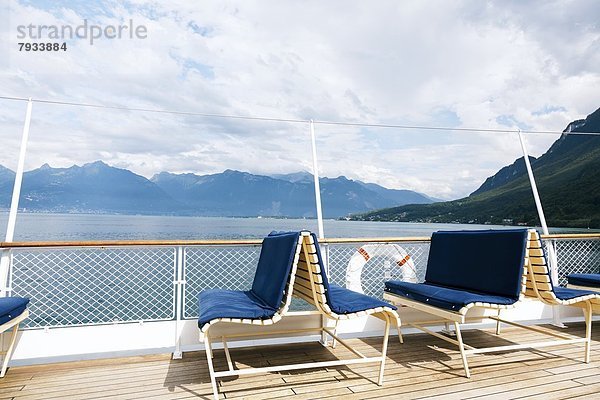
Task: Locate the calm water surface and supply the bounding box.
[0,212,594,241]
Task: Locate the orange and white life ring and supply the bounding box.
[346,244,417,293]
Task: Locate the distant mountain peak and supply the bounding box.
[338,175,351,182]
[0,164,15,174]
[564,107,600,135]
[271,171,313,183]
[83,160,111,169]
[565,119,586,134]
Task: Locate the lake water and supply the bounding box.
[0,212,594,241]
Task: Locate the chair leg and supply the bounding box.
[395,313,403,344]
[495,310,502,335]
[441,321,455,337]
[584,301,592,363]
[204,334,219,400]
[453,322,470,378]
[205,333,214,359]
[1,324,20,378]
[320,315,329,346]
[331,319,339,349]
[397,325,404,344]
[378,313,391,386]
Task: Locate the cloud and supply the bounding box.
[0,0,599,199]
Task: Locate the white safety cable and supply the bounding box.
[0,95,598,136]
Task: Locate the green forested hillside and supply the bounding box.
[351,107,600,228]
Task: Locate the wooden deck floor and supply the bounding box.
[2,322,600,399]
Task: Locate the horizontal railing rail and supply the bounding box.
[2,233,598,249]
[0,239,265,248]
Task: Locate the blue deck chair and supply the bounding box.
[567,273,600,311]
[383,229,599,377]
[198,231,303,399]
[568,273,600,290]
[197,231,399,400]
[0,297,29,377]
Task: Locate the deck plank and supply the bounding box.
[1,322,599,400]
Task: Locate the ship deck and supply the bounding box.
[2,322,600,400]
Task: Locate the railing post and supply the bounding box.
[309,120,325,239]
[173,245,185,359]
[517,130,563,327]
[1,98,33,297]
[309,120,331,341]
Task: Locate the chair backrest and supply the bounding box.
[425,229,529,300]
[250,231,303,311]
[296,233,398,317]
[294,232,335,315]
[524,230,561,304]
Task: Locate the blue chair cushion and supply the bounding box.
[250,231,301,310]
[567,274,600,289]
[327,284,397,314]
[553,286,598,301]
[0,297,29,326]
[310,233,397,314]
[198,231,301,329]
[425,229,528,300]
[198,289,277,328]
[385,280,518,312]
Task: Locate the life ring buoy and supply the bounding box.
[346,244,417,293]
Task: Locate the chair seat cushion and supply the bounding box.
[198,289,276,329]
[384,280,518,312]
[0,297,29,326]
[553,286,598,300]
[327,284,397,314]
[567,274,600,289]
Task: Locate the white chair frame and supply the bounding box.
[1,308,29,378]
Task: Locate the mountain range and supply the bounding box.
[0,163,434,218]
[352,107,600,228]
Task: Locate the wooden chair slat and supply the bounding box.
[295,267,323,283]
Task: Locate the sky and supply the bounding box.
[0,0,599,200]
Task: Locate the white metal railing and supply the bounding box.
[10,246,177,328]
[2,234,598,330]
[182,244,262,319]
[552,237,600,286]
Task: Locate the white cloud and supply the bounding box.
[0,0,598,199]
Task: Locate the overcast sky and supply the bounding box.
[0,0,599,199]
